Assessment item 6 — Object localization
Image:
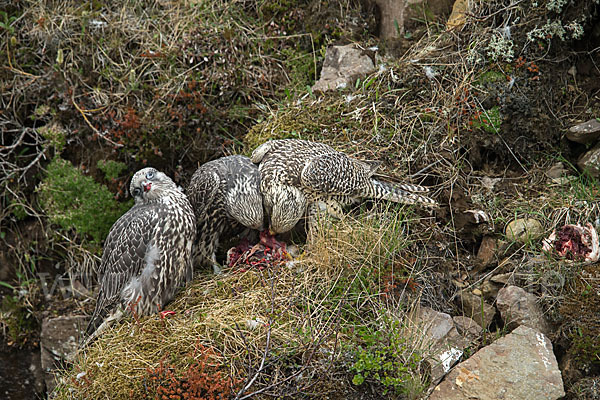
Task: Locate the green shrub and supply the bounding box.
[97,159,128,180]
[350,315,426,396]
[38,157,132,243]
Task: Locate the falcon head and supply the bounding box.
[228,190,265,231]
[130,167,178,203]
[265,185,306,234]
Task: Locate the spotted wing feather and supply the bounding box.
[85,205,158,336]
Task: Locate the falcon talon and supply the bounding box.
[159,310,176,319]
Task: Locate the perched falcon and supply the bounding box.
[85,167,196,342]
[187,155,264,272]
[251,139,436,234]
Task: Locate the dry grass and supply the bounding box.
[4,0,600,396]
[54,206,440,399]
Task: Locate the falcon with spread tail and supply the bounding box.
[251,139,436,234]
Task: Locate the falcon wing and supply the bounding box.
[300,152,375,196]
[86,205,159,336]
[187,167,220,212]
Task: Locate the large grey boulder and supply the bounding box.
[312,44,375,93]
[429,325,564,400]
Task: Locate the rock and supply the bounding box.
[577,143,600,178]
[409,306,474,383]
[446,0,469,30]
[476,235,497,267]
[311,44,375,93]
[566,118,600,144]
[496,286,551,336]
[412,306,455,342]
[430,326,564,399]
[459,290,496,328]
[545,162,567,180]
[490,272,515,285]
[545,162,576,185]
[40,315,88,392]
[505,218,544,242]
[375,0,454,39]
[480,279,500,299]
[452,316,482,341]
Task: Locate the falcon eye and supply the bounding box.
[146,170,155,180]
[132,188,142,196]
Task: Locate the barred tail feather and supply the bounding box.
[370,180,436,206]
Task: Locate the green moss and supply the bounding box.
[473,106,502,134]
[244,96,361,151]
[476,70,505,84]
[38,157,133,243]
[97,159,128,180]
[280,47,316,90]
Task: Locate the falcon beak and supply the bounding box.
[143,182,152,192]
[268,227,276,236]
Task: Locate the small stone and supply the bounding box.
[480,279,500,299]
[476,236,497,267]
[471,288,482,296]
[490,272,514,285]
[566,118,600,144]
[407,306,473,384]
[452,316,483,341]
[496,285,551,336]
[459,290,496,328]
[545,162,567,180]
[446,0,469,30]
[430,326,565,400]
[312,44,375,93]
[505,218,544,242]
[577,143,600,178]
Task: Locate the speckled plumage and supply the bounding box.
[187,155,264,270]
[252,139,435,234]
[85,167,196,341]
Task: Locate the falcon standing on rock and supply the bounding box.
[187,155,264,272]
[251,139,436,234]
[85,167,196,343]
